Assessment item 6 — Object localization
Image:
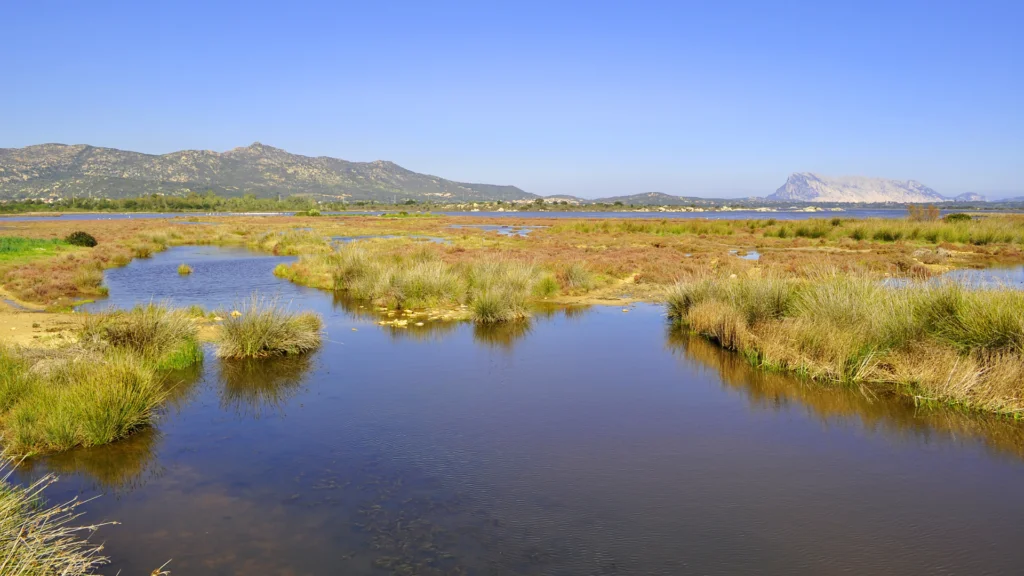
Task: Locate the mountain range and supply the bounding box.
[0,143,1010,205]
[0,143,534,202]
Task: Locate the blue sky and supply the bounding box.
[2,0,1021,198]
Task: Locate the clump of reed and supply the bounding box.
[279,240,553,322]
[177,263,193,275]
[79,304,203,370]
[667,270,1024,414]
[0,347,167,455]
[215,296,323,359]
[0,459,111,573]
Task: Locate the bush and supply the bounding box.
[64,231,97,247]
[944,213,973,223]
[178,263,193,275]
[216,296,323,359]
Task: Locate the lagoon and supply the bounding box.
[22,246,1024,574]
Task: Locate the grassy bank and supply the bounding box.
[0,306,202,456]
[273,240,584,322]
[0,460,111,574]
[666,272,1024,415]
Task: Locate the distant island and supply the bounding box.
[768,172,986,203]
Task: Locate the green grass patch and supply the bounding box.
[0,237,70,262]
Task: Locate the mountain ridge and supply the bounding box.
[0,142,535,202]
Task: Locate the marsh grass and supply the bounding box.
[279,240,550,322]
[216,296,323,359]
[79,305,203,370]
[667,271,1024,414]
[177,263,193,275]
[0,459,111,574]
[0,348,167,455]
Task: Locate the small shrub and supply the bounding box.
[64,231,97,247]
[178,263,193,275]
[944,213,973,223]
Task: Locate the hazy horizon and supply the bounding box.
[2,1,1021,200]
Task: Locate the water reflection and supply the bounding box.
[161,362,206,412]
[666,331,1024,461]
[23,428,163,493]
[218,355,315,418]
[473,321,533,350]
[18,364,206,492]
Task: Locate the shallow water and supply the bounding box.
[729,249,761,261]
[941,265,1024,289]
[885,265,1024,291]
[449,224,546,236]
[26,247,1024,574]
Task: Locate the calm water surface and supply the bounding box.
[25,247,1024,574]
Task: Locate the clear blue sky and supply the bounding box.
[2,0,1021,198]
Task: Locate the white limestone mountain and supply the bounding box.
[768,173,951,203]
